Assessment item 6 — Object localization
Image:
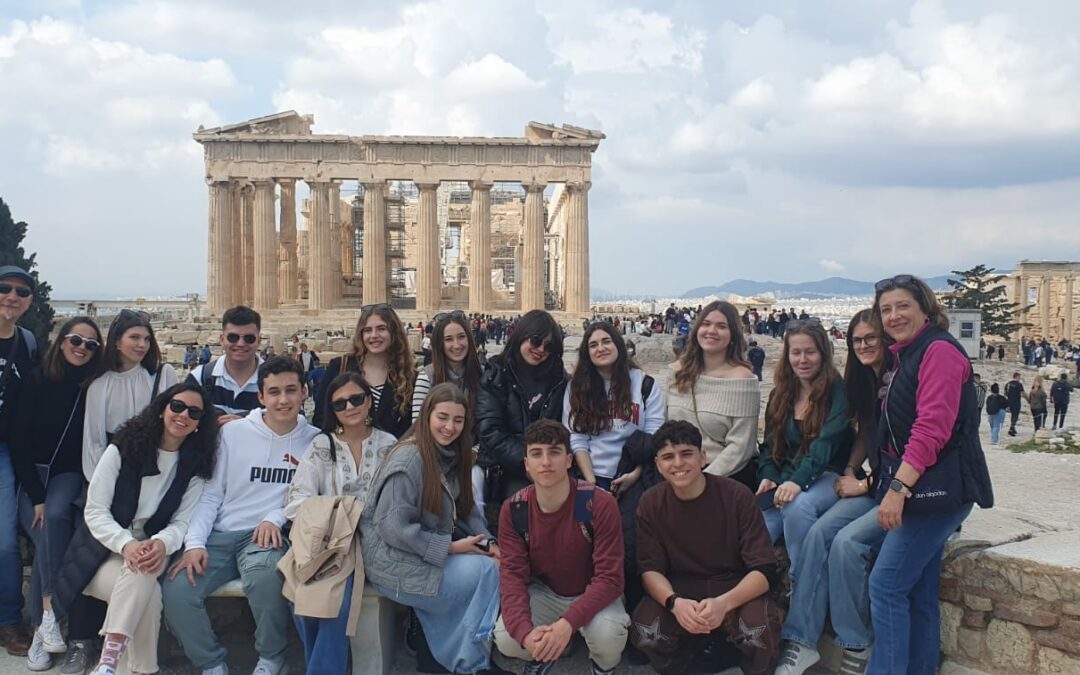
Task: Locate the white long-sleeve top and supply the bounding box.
[84,444,204,556]
[83,365,178,481]
[562,368,666,478]
[283,428,398,521]
[184,411,319,550]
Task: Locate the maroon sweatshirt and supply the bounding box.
[498,480,625,645]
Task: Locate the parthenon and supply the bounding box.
[194,112,604,315]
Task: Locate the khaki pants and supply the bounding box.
[494,582,629,670]
[84,553,164,674]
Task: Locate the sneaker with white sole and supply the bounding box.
[773,641,820,675]
[26,631,52,672]
[251,657,288,675]
[61,640,94,675]
[838,647,872,675]
[202,665,229,675]
[87,665,116,675]
[39,610,67,653]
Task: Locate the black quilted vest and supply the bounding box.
[53,449,200,618]
[877,325,993,508]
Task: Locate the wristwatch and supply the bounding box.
[888,478,912,496]
[664,593,681,611]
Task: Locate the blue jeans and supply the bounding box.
[868,504,973,675]
[762,472,841,574]
[0,444,23,626]
[373,553,500,674]
[782,497,883,651]
[293,574,353,675]
[18,471,85,625]
[988,410,1006,444]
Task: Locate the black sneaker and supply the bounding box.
[521,661,556,675]
[60,640,94,675]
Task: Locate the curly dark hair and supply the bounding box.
[568,322,636,435]
[652,420,703,454]
[110,382,218,480]
[523,419,571,451]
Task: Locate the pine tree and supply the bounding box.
[0,197,55,345]
[943,264,1026,338]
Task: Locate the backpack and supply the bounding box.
[985,395,1002,415]
[200,357,218,390]
[18,327,37,361]
[509,480,595,548]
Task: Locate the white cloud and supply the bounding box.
[819,259,846,273]
[549,8,706,75]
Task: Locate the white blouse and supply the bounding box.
[284,428,398,521]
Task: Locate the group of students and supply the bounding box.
[0,262,996,675]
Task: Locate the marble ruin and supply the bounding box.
[195,112,604,316]
[1007,260,1079,341]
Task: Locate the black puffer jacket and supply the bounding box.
[475,357,568,503]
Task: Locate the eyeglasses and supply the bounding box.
[528,334,554,352]
[118,309,151,321]
[434,310,466,324]
[874,275,916,293]
[225,332,258,344]
[168,399,204,421]
[64,334,101,351]
[851,335,880,349]
[0,284,31,299]
[361,303,392,313]
[330,393,368,412]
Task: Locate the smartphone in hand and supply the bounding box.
[756,489,777,510]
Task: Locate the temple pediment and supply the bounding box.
[525,122,605,144]
[196,111,314,137]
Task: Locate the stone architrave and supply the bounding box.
[306,181,333,310]
[468,181,492,314]
[252,180,278,310]
[278,180,298,303]
[520,181,547,311]
[416,182,441,311]
[564,181,590,314]
[207,180,235,312]
[362,182,388,305]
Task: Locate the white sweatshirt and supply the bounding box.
[84,444,204,556]
[184,411,319,549]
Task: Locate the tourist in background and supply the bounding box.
[54,383,218,675]
[185,305,263,422]
[986,384,1008,445]
[361,384,507,675]
[775,309,890,675]
[283,372,396,674]
[747,339,766,381]
[665,300,761,491]
[861,275,993,674]
[313,304,415,438]
[1051,372,1071,430]
[476,309,569,514]
[756,319,853,573]
[1004,372,1025,437]
[1028,375,1048,432]
[12,318,103,670]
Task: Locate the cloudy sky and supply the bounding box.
[3,0,1080,299]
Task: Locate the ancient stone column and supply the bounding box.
[329,182,343,304]
[240,183,255,305]
[306,180,333,310]
[520,181,547,311]
[416,182,441,312]
[230,182,244,305]
[1041,276,1051,338]
[252,180,278,310]
[564,181,591,314]
[1066,275,1075,340]
[341,199,355,278]
[468,181,492,314]
[278,180,298,303]
[362,182,388,305]
[207,180,235,313]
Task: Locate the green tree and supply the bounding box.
[0,197,55,345]
[943,264,1026,339]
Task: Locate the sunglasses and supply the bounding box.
[361,303,393,313]
[168,399,204,421]
[330,393,368,412]
[0,283,31,298]
[225,332,258,344]
[527,334,554,352]
[434,310,466,324]
[874,274,916,293]
[64,334,101,351]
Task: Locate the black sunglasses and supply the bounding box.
[330,393,368,412]
[361,303,393,313]
[168,399,204,421]
[874,274,916,293]
[527,334,554,352]
[434,310,466,324]
[64,334,101,351]
[0,283,31,298]
[225,332,258,344]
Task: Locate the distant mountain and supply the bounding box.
[683,275,956,299]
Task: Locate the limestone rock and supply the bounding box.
[985,619,1035,669]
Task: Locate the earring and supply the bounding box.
[365,416,374,427]
[335,425,344,435]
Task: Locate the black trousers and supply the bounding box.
[1054,403,1068,428]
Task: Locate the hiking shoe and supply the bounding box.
[39,610,67,653]
[838,647,871,675]
[251,659,287,675]
[27,631,52,672]
[774,641,820,675]
[61,640,94,674]
[522,662,556,675]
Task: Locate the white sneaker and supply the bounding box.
[87,665,116,675]
[26,631,52,672]
[251,658,288,675]
[39,609,67,653]
[774,641,820,675]
[203,665,229,675]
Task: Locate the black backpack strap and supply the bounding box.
[573,480,595,544]
[641,374,654,404]
[508,485,533,548]
[17,327,36,361]
[200,357,218,390]
[151,367,163,399]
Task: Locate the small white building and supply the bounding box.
[946,309,982,358]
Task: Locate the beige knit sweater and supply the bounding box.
[666,374,761,477]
